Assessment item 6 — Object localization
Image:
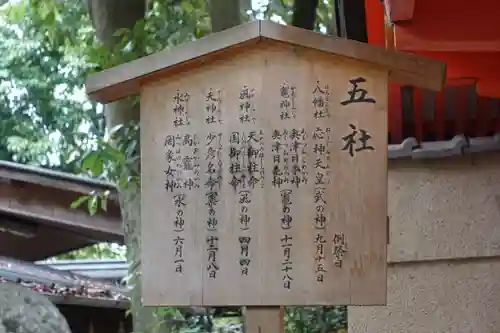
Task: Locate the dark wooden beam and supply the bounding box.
[0,180,123,241]
[0,161,123,260]
[0,224,94,261]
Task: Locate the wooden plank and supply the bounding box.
[244,307,283,333]
[85,20,446,104]
[141,43,387,307]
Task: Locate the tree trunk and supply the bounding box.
[86,1,166,332]
[291,0,319,30]
[206,0,241,32]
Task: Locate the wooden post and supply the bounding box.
[245,307,284,333]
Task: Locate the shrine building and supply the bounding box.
[349,1,500,332]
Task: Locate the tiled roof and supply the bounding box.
[38,259,128,281]
[0,256,130,309]
[0,160,114,190]
[388,133,500,159]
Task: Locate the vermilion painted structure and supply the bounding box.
[365,0,500,144]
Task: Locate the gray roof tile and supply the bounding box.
[388,133,500,159]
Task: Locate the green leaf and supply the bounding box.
[102,145,126,164]
[70,195,90,209]
[81,151,98,170]
[113,28,130,38]
[6,1,27,22]
[80,151,104,177]
[100,190,109,211]
[38,1,51,20]
[125,139,137,158]
[87,194,98,216]
[108,124,125,138]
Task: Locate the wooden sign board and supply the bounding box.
[140,45,388,307]
[85,20,446,308]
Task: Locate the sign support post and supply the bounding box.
[245,306,283,333]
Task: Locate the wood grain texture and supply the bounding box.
[85,20,446,104]
[140,44,387,307]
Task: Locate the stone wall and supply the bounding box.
[349,153,500,332]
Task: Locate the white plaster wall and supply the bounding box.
[349,153,500,332]
[349,260,500,332]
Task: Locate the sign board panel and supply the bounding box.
[85,20,445,308]
[140,44,388,306]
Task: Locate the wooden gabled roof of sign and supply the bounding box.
[85,20,446,104]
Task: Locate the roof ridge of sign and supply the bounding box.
[86,20,445,104]
[258,20,445,89]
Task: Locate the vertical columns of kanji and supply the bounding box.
[165,90,200,276]
[272,81,309,291]
[332,75,378,269]
[205,131,223,279]
[230,85,264,281]
[332,232,348,268]
[139,42,393,307]
[199,87,226,304]
[229,129,264,278]
[279,81,297,120]
[312,80,330,120]
[310,81,332,283]
[239,86,257,124]
[311,126,331,282]
[279,188,293,290]
[173,90,191,127]
[205,88,223,125]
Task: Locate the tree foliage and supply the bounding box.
[0,0,347,332]
[0,0,100,171]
